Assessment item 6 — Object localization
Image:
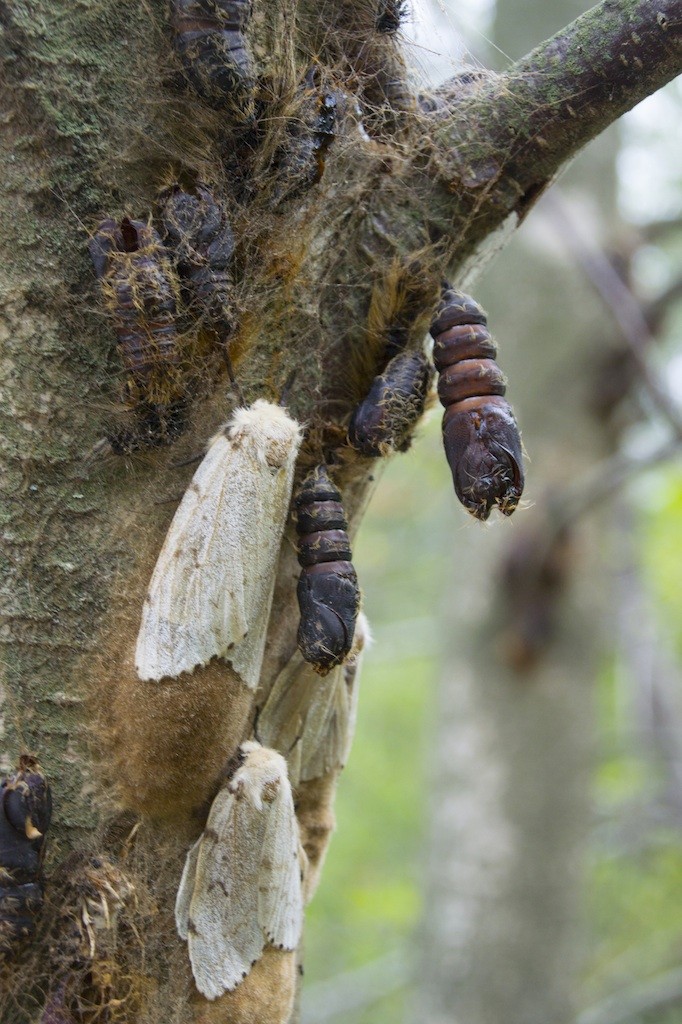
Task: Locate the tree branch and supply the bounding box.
[544,192,682,435]
[425,0,681,254]
[577,966,682,1024]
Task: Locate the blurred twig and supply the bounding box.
[498,201,682,669]
[300,949,408,1023]
[545,193,682,436]
[548,435,681,535]
[645,275,682,332]
[577,966,682,1024]
[642,216,682,243]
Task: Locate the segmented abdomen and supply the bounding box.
[295,466,361,675]
[430,287,524,520]
[90,217,180,386]
[171,0,255,115]
[348,350,433,456]
[158,182,236,337]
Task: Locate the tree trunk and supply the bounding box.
[0,1,679,1021]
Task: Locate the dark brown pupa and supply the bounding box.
[90,217,180,385]
[89,216,186,453]
[171,0,256,117]
[376,0,408,33]
[429,286,524,520]
[0,756,51,959]
[274,67,339,202]
[295,466,361,675]
[158,181,236,339]
[348,350,433,456]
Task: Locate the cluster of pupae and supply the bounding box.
[88,231,525,1002]
[32,0,525,1003]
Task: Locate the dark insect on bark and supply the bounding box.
[170,0,256,117]
[348,350,433,456]
[376,0,409,33]
[0,756,51,959]
[429,286,524,521]
[158,181,237,340]
[89,217,181,385]
[89,216,187,452]
[295,466,361,675]
[274,68,339,201]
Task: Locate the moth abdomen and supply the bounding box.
[348,350,433,457]
[297,530,353,567]
[295,467,361,675]
[171,0,256,116]
[158,182,236,339]
[430,287,524,521]
[0,757,51,960]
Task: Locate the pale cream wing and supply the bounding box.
[135,405,300,686]
[226,454,298,689]
[258,653,315,787]
[184,786,269,999]
[257,770,303,950]
[301,611,369,779]
[135,433,248,681]
[259,654,352,784]
[300,665,352,782]
[175,835,202,941]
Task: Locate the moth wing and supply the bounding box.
[184,787,270,999]
[226,451,298,689]
[258,653,315,787]
[258,772,303,951]
[302,611,369,780]
[299,664,350,782]
[135,434,248,681]
[135,420,296,686]
[259,654,357,784]
[175,835,202,941]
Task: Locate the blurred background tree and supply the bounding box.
[300,3,682,1023]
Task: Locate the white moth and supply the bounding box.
[258,612,371,786]
[175,741,304,999]
[135,400,303,685]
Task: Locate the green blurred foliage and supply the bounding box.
[303,418,451,1019]
[642,470,682,657]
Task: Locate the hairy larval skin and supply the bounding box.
[171,0,256,116]
[348,350,433,456]
[158,181,237,338]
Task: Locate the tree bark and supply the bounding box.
[0,0,679,1021]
